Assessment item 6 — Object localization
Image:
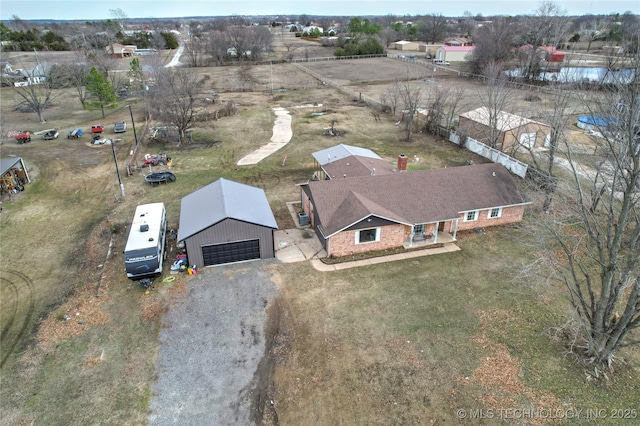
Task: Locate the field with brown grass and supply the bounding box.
[1,50,637,425]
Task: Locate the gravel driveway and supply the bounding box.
[147,261,279,425]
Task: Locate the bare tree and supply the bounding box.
[580,18,608,53]
[523,84,581,211]
[398,76,422,142]
[517,1,571,80]
[280,38,300,61]
[418,14,447,44]
[422,86,448,135]
[381,81,402,116]
[69,54,91,109]
[246,26,273,61]
[109,8,128,31]
[619,12,640,53]
[473,61,513,149]
[378,28,399,50]
[525,52,640,370]
[444,87,465,132]
[468,17,517,74]
[226,26,252,61]
[149,67,205,146]
[185,35,208,67]
[2,63,57,123]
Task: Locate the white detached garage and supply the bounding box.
[178,178,278,267]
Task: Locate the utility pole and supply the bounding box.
[111,139,125,198]
[128,104,139,147]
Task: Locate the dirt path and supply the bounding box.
[147,262,279,425]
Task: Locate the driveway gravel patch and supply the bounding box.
[148,262,279,425]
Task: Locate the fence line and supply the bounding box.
[449,131,529,178]
[290,62,385,110]
[290,54,387,63]
[126,117,150,176]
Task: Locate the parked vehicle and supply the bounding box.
[124,202,167,279]
[14,131,31,143]
[91,125,105,133]
[114,121,127,133]
[92,135,113,145]
[68,129,83,138]
[43,130,59,140]
[143,153,170,167]
[433,59,450,66]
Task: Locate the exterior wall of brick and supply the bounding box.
[327,224,406,257]
[457,205,525,231]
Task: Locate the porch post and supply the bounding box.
[409,225,415,247]
[452,218,459,240]
[433,221,439,243]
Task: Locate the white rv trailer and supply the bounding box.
[124,202,167,279]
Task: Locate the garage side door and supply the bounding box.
[201,239,261,266]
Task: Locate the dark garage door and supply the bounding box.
[202,239,261,266]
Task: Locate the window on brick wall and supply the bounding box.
[488,207,502,218]
[357,228,380,243]
[464,210,478,222]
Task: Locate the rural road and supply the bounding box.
[147,263,279,425]
[165,41,185,68]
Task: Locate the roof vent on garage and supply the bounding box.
[140,224,149,232]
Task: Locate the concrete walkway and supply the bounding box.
[237,107,292,165]
[309,244,461,271]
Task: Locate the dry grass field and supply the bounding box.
[1,45,637,425]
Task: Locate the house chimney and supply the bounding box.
[397,153,408,172]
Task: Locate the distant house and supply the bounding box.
[394,40,420,51]
[518,45,565,63]
[107,43,136,59]
[418,44,443,57]
[301,161,529,258]
[444,37,473,46]
[435,45,475,62]
[178,178,278,267]
[302,25,324,35]
[458,107,551,151]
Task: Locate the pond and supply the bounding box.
[506,66,635,84]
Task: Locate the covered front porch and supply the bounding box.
[404,219,458,249]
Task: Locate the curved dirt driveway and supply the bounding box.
[147,262,279,425]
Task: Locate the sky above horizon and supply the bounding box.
[1,0,638,21]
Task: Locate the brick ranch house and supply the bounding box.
[300,156,530,258]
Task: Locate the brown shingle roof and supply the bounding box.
[308,163,529,237]
[322,155,396,179]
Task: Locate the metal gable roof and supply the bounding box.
[178,178,277,241]
[1,157,24,176]
[312,144,381,166]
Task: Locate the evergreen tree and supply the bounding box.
[85,67,117,118]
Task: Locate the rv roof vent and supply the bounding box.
[148,237,154,242]
[140,224,149,232]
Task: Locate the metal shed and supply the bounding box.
[177,178,278,267]
[1,157,30,193]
